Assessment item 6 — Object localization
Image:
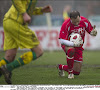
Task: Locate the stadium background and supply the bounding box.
[1,0,100,24]
[0,0,100,85]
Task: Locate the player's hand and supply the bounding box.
[22,12,31,24]
[73,40,83,47]
[42,5,53,13]
[90,25,97,36]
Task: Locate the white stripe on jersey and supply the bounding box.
[84,22,88,28]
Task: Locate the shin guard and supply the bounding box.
[67,48,75,70]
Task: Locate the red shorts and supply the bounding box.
[61,45,84,62]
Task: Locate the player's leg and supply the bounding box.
[0,48,17,84]
[63,48,83,78]
[66,47,75,70]
[0,19,18,67]
[1,26,43,72]
[57,45,66,76]
[0,18,18,81]
[0,48,17,68]
[57,45,75,78]
[73,48,83,75]
[4,44,43,73]
[63,46,75,79]
[5,48,17,62]
[1,19,43,84]
[57,64,65,77]
[73,61,82,75]
[58,48,83,79]
[31,43,43,58]
[58,61,82,74]
[0,45,43,84]
[0,49,17,77]
[4,23,43,71]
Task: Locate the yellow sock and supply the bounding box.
[6,51,37,71]
[20,51,36,64]
[0,58,9,68]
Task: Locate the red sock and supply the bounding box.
[63,65,68,72]
[58,64,63,70]
[58,64,68,72]
[67,58,74,70]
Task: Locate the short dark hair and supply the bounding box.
[69,11,80,19]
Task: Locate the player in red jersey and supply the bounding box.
[57,11,97,79]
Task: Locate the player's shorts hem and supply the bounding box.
[4,42,40,51]
[4,47,18,51]
[20,43,40,49]
[74,60,83,62]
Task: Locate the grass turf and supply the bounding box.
[0,50,100,85]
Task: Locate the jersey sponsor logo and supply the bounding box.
[71,27,85,35]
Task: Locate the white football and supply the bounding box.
[69,33,83,44]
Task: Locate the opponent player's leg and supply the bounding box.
[1,19,42,70]
[5,48,17,62]
[31,43,43,58]
[4,44,43,72]
[0,44,43,84]
[0,48,17,68]
[0,19,18,68]
[1,20,43,84]
[0,48,17,84]
[0,49,17,70]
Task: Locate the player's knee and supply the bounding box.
[5,54,16,62]
[35,48,44,58]
[32,45,44,58]
[38,48,44,57]
[73,70,80,75]
[67,48,75,58]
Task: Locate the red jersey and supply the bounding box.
[59,16,93,42]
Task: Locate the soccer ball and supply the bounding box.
[69,33,83,44]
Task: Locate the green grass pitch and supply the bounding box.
[0,50,100,85]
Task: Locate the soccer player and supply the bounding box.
[58,11,97,79]
[0,0,52,84]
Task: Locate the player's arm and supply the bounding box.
[59,39,74,47]
[32,7,43,15]
[59,39,82,47]
[90,25,97,36]
[33,5,53,15]
[85,19,97,36]
[12,0,31,24]
[11,0,26,14]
